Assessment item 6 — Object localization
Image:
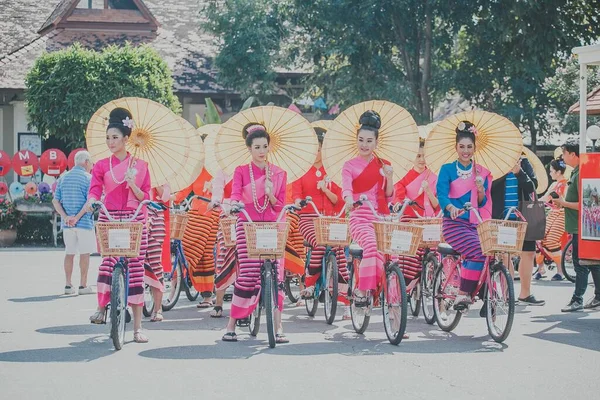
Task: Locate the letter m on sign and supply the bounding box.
[18,151,30,161]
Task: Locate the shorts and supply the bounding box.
[522,240,536,252]
[63,228,97,255]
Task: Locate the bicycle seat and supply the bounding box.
[437,243,460,256]
[349,243,363,258]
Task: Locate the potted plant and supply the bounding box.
[0,198,24,246]
[15,192,55,213]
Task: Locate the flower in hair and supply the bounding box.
[468,126,478,136]
[457,122,466,131]
[122,117,135,129]
[246,124,265,135]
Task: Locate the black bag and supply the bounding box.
[518,191,546,241]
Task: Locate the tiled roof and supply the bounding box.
[0,0,233,94]
[568,86,600,115]
[39,0,74,34]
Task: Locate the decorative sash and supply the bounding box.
[352,156,390,215]
[448,163,492,224]
[405,168,438,217]
[103,155,148,210]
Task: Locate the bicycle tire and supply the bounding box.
[248,303,262,336]
[162,261,182,311]
[421,252,438,325]
[561,239,576,283]
[285,275,301,304]
[184,265,200,301]
[305,292,319,316]
[486,264,515,343]
[143,283,153,318]
[110,265,127,350]
[349,267,371,334]
[323,252,338,324]
[409,282,421,317]
[433,265,462,332]
[381,263,408,345]
[264,260,277,348]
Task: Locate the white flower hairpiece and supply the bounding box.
[457,122,466,131]
[122,117,135,129]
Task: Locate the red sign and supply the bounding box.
[0,150,11,176]
[40,149,67,176]
[12,150,39,177]
[578,153,600,260]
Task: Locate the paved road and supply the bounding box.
[1,250,599,400]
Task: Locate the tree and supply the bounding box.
[203,0,474,123]
[26,43,181,147]
[451,0,600,151]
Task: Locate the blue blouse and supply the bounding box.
[437,161,489,221]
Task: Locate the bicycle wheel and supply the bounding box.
[561,239,575,283]
[162,261,182,311]
[432,265,462,332]
[143,283,153,318]
[323,252,338,324]
[421,252,438,325]
[349,266,371,334]
[409,281,421,317]
[248,303,262,336]
[184,265,200,301]
[284,274,301,304]
[305,290,319,316]
[486,264,515,343]
[263,260,277,348]
[110,265,127,350]
[381,263,408,345]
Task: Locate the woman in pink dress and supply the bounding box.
[342,111,394,306]
[222,124,289,343]
[87,107,151,343]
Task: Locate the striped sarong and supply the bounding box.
[284,212,306,275]
[230,221,284,319]
[442,217,486,294]
[144,207,166,292]
[541,208,565,252]
[215,213,238,291]
[97,210,148,307]
[349,206,384,291]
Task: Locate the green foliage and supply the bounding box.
[0,199,24,230]
[195,113,205,128]
[240,96,256,111]
[204,98,222,124]
[15,214,55,245]
[25,43,181,147]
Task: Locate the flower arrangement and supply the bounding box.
[0,198,24,230]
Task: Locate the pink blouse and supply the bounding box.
[231,162,287,222]
[89,155,151,211]
[341,156,393,212]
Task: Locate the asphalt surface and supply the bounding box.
[1,250,599,400]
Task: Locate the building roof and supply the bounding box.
[568,86,600,115]
[0,0,233,94]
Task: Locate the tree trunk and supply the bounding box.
[530,120,537,153]
[420,0,432,124]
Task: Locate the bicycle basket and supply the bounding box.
[477,219,527,255]
[96,222,144,257]
[313,216,351,247]
[243,222,290,258]
[411,217,444,248]
[220,216,238,247]
[169,210,190,240]
[372,221,424,256]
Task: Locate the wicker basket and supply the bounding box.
[220,216,238,247]
[313,217,351,247]
[372,221,424,256]
[169,211,190,240]
[411,218,444,247]
[96,222,144,257]
[243,222,290,258]
[477,219,527,255]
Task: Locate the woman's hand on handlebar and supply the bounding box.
[448,205,462,220]
[344,197,355,213]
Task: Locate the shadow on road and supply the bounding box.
[0,336,113,363]
[526,311,600,352]
[37,324,107,336]
[8,295,74,303]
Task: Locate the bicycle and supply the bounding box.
[93,199,160,350]
[230,202,299,348]
[302,197,351,324]
[561,235,575,283]
[432,203,524,343]
[347,197,421,345]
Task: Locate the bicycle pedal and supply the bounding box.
[318,290,325,303]
[224,294,233,302]
[125,309,132,323]
[236,317,251,327]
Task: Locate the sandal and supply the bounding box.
[210,306,223,318]
[133,330,149,343]
[353,295,370,308]
[150,311,163,322]
[222,332,238,342]
[197,300,213,309]
[89,310,105,324]
[300,286,315,299]
[342,306,351,320]
[275,333,289,344]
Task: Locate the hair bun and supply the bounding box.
[359,110,381,130]
[242,123,267,139]
[109,107,132,125]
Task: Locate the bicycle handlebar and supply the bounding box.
[305,196,346,218]
[92,200,160,222]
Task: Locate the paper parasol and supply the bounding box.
[424,110,523,179]
[166,117,205,193]
[12,150,39,177]
[86,97,191,188]
[0,150,12,177]
[201,124,224,177]
[40,149,67,176]
[521,147,548,194]
[214,106,318,181]
[322,100,420,184]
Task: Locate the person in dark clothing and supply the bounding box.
[491,155,545,306]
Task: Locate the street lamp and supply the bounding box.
[587,125,600,152]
